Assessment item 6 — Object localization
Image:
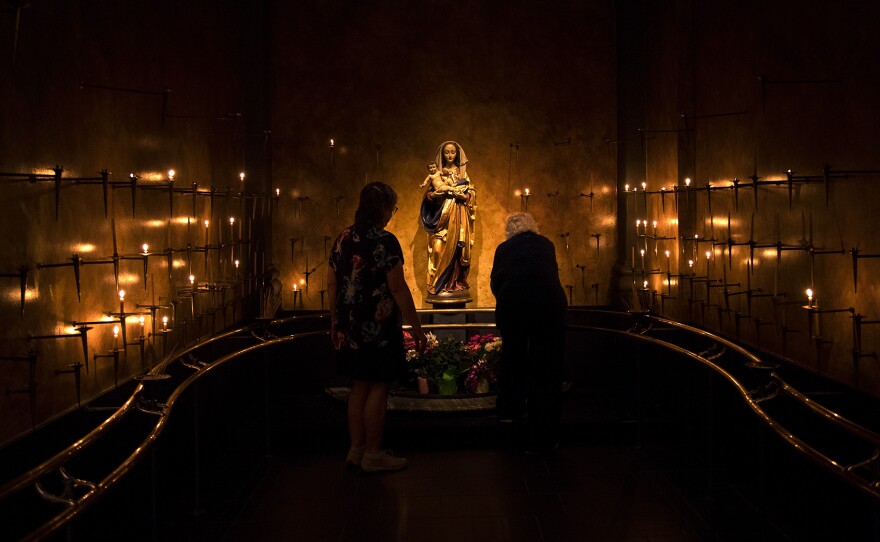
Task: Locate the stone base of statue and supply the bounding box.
[426,288,472,306]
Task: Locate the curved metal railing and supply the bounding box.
[4,308,880,540]
[569,309,880,500]
[21,330,328,542]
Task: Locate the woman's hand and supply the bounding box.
[330,323,345,350]
[411,328,428,354]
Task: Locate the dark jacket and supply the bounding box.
[490,231,567,332]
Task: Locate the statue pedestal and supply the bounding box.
[425,289,472,306]
[426,291,470,341]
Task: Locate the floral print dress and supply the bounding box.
[329,222,405,381]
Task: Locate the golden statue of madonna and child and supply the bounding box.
[418,140,476,304]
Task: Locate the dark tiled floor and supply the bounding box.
[218,445,709,542]
[12,377,876,540]
[145,388,811,541]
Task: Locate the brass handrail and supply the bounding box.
[569,321,880,500]
[0,323,254,501]
[20,329,329,542]
[11,308,880,539]
[772,374,880,450]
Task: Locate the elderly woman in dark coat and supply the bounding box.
[490,212,567,453]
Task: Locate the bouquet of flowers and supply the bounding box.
[463,334,501,393]
[403,331,502,395]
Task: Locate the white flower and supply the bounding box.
[425,332,439,348]
[406,350,418,362]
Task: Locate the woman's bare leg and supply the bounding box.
[363,382,390,452]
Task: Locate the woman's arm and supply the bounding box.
[387,262,427,352]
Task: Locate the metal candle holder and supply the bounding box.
[36,254,82,301]
[850,248,880,293]
[54,362,84,407]
[805,302,855,345]
[520,190,530,212]
[850,313,880,387]
[93,347,121,387]
[29,325,91,370]
[0,265,30,317]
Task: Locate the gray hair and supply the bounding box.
[505,212,539,239]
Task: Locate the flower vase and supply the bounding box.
[437,373,458,395]
[417,377,429,394]
[475,378,490,394]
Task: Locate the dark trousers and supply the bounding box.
[496,326,564,449]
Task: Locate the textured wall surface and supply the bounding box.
[0,1,254,445]
[3,0,880,448]
[632,1,880,395]
[268,1,618,309]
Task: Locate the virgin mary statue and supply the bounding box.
[419,140,476,304]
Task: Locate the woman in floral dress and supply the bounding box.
[328,182,426,472]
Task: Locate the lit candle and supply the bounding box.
[293,283,297,292]
[625,183,630,192]
[640,248,645,272]
[665,250,671,273]
[688,259,694,275]
[189,274,195,286]
[119,289,125,313]
[113,325,119,349]
[142,243,149,254]
[234,259,240,269]
[685,177,691,187]
[806,288,813,307]
[168,169,175,181]
[204,220,209,245]
[643,280,648,289]
[641,181,647,191]
[139,316,145,338]
[162,316,168,331]
[239,172,245,182]
[276,188,280,197]
[653,220,658,235]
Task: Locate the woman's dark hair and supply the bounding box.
[355,182,398,225]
